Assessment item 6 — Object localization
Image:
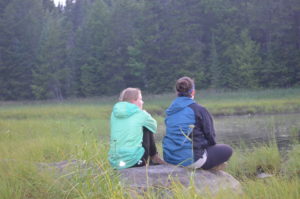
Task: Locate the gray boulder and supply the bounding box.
[37,159,100,178]
[119,164,242,196]
[35,160,241,196]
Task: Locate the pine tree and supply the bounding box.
[73,0,110,96]
[32,10,69,100]
[0,0,44,100]
[97,0,145,93]
[209,35,222,88]
[229,30,262,88]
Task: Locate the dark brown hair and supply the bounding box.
[175,76,195,97]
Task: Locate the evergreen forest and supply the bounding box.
[0,0,300,100]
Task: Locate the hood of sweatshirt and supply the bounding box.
[165,97,195,116]
[112,102,140,118]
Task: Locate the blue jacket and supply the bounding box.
[163,97,216,166]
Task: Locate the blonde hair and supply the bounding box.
[119,88,141,102]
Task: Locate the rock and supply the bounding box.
[36,159,100,178]
[35,160,241,196]
[256,172,273,179]
[119,164,242,196]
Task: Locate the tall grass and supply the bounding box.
[0,88,300,198]
[281,144,300,178]
[227,144,281,179]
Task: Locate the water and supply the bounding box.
[214,113,300,150]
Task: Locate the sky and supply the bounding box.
[53,0,66,6]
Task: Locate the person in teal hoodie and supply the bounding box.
[108,87,165,170]
[163,77,233,170]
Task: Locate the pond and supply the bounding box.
[214,112,300,150]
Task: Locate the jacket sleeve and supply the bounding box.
[199,107,216,146]
[142,111,157,133]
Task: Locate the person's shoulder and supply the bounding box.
[188,102,211,115]
[134,109,152,118]
[141,110,154,117]
[188,102,206,110]
[139,110,156,124]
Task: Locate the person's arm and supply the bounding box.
[142,111,157,133]
[200,107,216,145]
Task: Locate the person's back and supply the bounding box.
[109,101,154,169]
[163,96,197,166]
[163,77,233,170]
[108,88,165,170]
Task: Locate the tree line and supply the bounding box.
[0,0,299,100]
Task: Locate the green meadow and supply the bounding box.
[0,88,300,199]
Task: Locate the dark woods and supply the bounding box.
[0,0,299,100]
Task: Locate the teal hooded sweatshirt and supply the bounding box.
[108,102,157,170]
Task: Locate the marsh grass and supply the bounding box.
[0,88,300,198]
[281,144,300,178]
[142,87,300,116]
[226,143,281,179]
[2,87,299,117]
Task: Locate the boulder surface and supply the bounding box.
[36,160,241,196]
[119,164,242,195]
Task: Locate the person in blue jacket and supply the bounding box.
[163,77,233,170]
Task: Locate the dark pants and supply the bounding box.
[201,144,233,170]
[132,127,158,167]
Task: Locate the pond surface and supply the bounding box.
[214,113,300,150]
